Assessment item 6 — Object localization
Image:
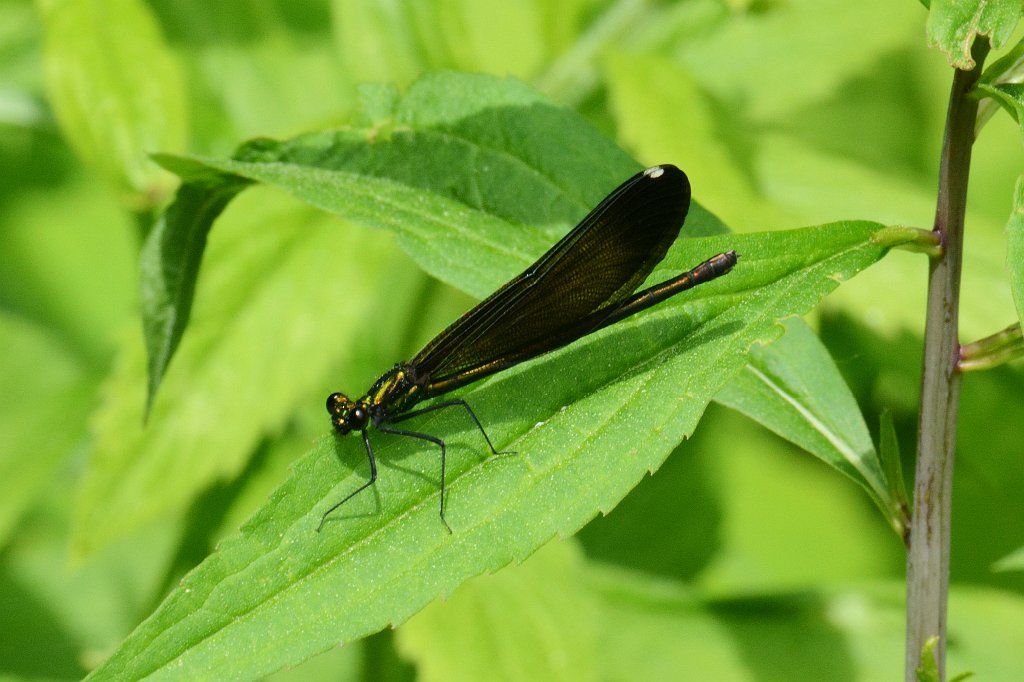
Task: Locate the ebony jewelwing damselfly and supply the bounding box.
[323,164,737,531]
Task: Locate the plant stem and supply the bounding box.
[958,322,1024,371]
[905,39,988,682]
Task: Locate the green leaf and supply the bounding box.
[1008,175,1024,328]
[949,672,976,682]
[396,539,599,682]
[137,3,350,146]
[590,570,904,679]
[759,132,1015,339]
[605,45,1018,341]
[87,217,900,680]
[96,71,708,553]
[589,573,1016,680]
[672,0,922,121]
[993,545,1024,571]
[0,313,92,547]
[975,82,1024,135]
[0,174,137,366]
[695,401,904,588]
[74,193,411,555]
[715,317,902,535]
[332,0,430,86]
[976,42,1024,140]
[926,0,1021,69]
[977,37,1024,85]
[331,0,590,89]
[951,362,1024,585]
[37,0,187,207]
[916,637,942,682]
[604,49,779,230]
[878,409,910,537]
[139,177,248,413]
[1,477,184,678]
[140,72,641,401]
[575,437,723,581]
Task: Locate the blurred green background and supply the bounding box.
[1,0,1022,679]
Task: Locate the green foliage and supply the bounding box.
[87,205,896,677]
[37,0,186,208]
[717,317,907,535]
[976,82,1024,132]
[994,545,1024,572]
[0,313,92,545]
[371,540,599,682]
[1008,176,1024,326]
[926,0,1020,68]
[3,0,1024,680]
[878,409,910,533]
[916,636,975,682]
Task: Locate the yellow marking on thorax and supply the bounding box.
[370,370,407,406]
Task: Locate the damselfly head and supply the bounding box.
[326,392,370,434]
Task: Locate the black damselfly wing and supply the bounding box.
[412,164,690,394]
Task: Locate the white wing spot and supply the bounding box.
[643,166,664,179]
